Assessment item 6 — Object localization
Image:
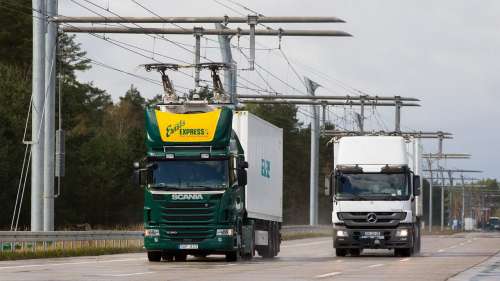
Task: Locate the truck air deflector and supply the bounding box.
[145,106,233,151]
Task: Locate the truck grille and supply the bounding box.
[338,212,406,228]
[160,200,218,242]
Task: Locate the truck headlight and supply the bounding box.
[145,229,160,237]
[336,230,349,237]
[216,229,234,236]
[396,229,408,237]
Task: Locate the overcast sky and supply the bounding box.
[59,0,500,179]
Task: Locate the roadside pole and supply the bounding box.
[305,77,320,225]
[43,0,57,232]
[31,0,46,232]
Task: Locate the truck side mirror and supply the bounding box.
[324,176,331,196]
[238,160,249,169]
[133,170,140,186]
[133,162,140,186]
[238,169,247,186]
[413,175,421,196]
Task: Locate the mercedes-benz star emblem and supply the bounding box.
[367,213,378,223]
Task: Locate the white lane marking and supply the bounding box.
[367,264,384,268]
[459,243,465,246]
[450,245,457,249]
[467,240,472,243]
[282,240,330,248]
[438,249,445,252]
[336,259,343,263]
[473,238,478,241]
[110,272,155,277]
[399,258,410,262]
[0,258,145,270]
[315,272,341,278]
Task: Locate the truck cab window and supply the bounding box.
[337,173,409,199]
[150,160,229,190]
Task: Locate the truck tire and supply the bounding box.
[174,254,187,262]
[395,248,411,257]
[257,222,277,258]
[349,248,361,257]
[335,248,347,257]
[275,223,281,255]
[147,251,162,262]
[225,251,239,262]
[162,252,174,261]
[414,223,421,254]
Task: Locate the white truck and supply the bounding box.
[325,136,422,257]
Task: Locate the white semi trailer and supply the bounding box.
[325,136,422,257]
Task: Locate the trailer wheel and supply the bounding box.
[257,222,276,258]
[335,248,347,257]
[147,251,162,262]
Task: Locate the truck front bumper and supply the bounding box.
[333,224,412,249]
[144,235,236,254]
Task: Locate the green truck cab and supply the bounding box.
[134,104,282,262]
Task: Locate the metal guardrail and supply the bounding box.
[0,231,144,253]
[0,231,143,243]
[0,226,330,252]
[0,226,329,241]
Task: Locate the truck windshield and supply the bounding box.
[149,160,229,190]
[336,173,409,200]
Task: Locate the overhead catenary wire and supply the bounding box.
[71,0,215,62]
[211,0,381,129]
[63,0,397,130]
[210,1,363,128]
[89,0,356,124]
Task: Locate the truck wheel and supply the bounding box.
[161,252,174,261]
[225,251,239,262]
[395,248,411,257]
[147,251,162,262]
[349,249,361,257]
[414,224,421,254]
[335,248,347,257]
[257,223,277,258]
[174,254,187,262]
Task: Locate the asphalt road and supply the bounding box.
[1,232,499,281]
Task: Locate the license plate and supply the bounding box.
[179,244,198,250]
[361,231,383,239]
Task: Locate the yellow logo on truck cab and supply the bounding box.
[155,109,221,142]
